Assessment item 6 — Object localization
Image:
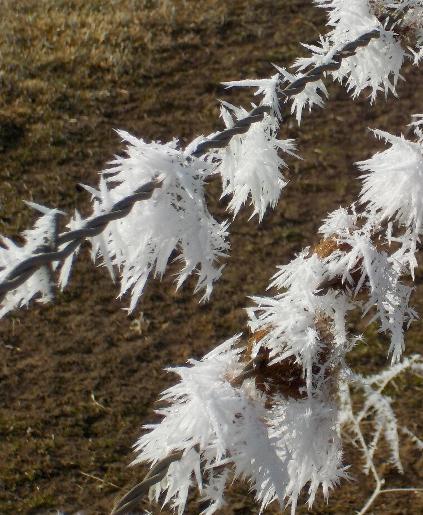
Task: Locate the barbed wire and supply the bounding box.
[111,449,184,515]
[0,29,382,303]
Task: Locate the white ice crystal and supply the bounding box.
[319,206,358,238]
[57,209,84,290]
[88,131,229,310]
[223,73,283,118]
[358,129,423,233]
[214,103,296,220]
[0,204,62,317]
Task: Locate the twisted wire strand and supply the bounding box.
[191,29,380,157]
[0,181,162,299]
[111,450,184,515]
[0,29,382,302]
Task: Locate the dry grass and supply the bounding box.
[0,0,230,233]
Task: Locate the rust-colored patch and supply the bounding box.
[313,236,351,259]
[253,348,306,401]
[244,327,306,400]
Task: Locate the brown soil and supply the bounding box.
[0,1,422,514]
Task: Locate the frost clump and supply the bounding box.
[298,0,406,100]
[90,131,229,309]
[213,100,297,220]
[0,204,62,317]
[133,337,346,515]
[358,128,423,233]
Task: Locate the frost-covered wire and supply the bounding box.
[305,1,423,101]
[2,5,420,316]
[0,28,387,316]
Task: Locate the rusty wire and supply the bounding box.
[0,30,382,302]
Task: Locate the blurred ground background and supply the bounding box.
[0,0,422,513]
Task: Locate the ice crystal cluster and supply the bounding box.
[132,120,423,513]
[0,203,63,317]
[1,2,423,514]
